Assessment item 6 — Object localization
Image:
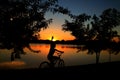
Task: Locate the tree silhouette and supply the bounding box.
[89,8,120,41]
[0,0,70,58]
[62,8,120,42]
[62,13,91,41]
[62,8,120,64]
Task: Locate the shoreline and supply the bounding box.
[0,61,120,72]
[0,61,120,71]
[0,61,120,79]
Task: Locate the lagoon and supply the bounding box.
[0,43,120,69]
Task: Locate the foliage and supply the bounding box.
[62,13,91,41]
[0,0,70,50]
[90,8,120,40]
[63,8,120,41]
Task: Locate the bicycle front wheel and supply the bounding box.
[39,61,50,69]
[58,59,65,68]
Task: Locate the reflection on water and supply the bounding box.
[0,43,120,69]
[0,61,26,69]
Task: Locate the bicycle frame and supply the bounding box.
[39,52,64,68]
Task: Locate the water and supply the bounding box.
[0,43,120,69]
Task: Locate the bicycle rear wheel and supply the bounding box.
[39,61,50,68]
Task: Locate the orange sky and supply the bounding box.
[39,21,120,41]
[39,13,75,41]
[38,0,120,41]
[39,25,75,41]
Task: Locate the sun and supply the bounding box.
[48,36,57,41]
[48,38,57,41]
[52,38,56,41]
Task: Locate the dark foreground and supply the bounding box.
[0,61,120,79]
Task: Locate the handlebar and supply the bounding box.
[56,51,64,57]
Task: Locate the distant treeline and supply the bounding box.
[30,39,119,45]
[30,40,85,45]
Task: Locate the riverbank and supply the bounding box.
[0,61,120,79]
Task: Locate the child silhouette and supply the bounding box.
[47,36,64,65]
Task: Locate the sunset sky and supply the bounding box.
[39,0,120,41]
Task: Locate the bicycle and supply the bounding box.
[39,52,65,68]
